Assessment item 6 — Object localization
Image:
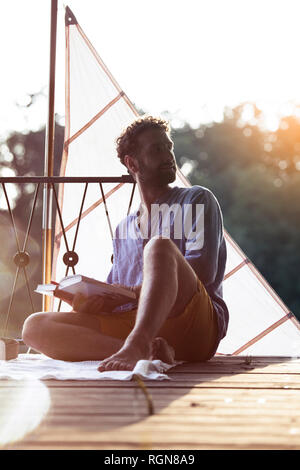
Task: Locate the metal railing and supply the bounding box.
[0,175,135,338]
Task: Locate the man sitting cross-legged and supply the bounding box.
[22,116,229,371]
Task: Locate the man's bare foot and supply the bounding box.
[98,341,151,372]
[97,337,175,372]
[151,337,175,364]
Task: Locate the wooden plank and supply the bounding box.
[171,358,300,374]
[2,386,300,415]
[6,417,300,450]
[2,356,300,450]
[167,372,300,389]
[2,376,300,389]
[0,356,299,388]
[3,387,299,413]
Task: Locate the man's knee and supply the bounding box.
[144,236,177,261]
[22,312,47,350]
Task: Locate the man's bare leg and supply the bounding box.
[98,237,198,371]
[22,310,126,362]
[22,238,197,365]
[22,310,176,363]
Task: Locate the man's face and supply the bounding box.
[132,128,177,186]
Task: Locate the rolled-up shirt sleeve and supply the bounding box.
[184,188,223,286]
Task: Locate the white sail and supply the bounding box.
[53,6,300,356]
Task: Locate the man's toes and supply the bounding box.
[98,361,109,372]
[111,360,132,371]
[107,360,121,371]
[98,359,134,372]
[98,359,123,372]
[103,360,117,371]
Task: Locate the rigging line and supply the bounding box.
[224,259,250,280]
[290,315,300,332]
[22,183,40,252]
[57,183,89,310]
[176,165,192,188]
[1,183,21,252]
[17,184,40,315]
[71,182,88,252]
[127,182,136,216]
[99,183,114,240]
[57,263,72,313]
[64,93,125,148]
[54,183,123,243]
[2,266,20,337]
[64,10,71,147]
[57,298,62,312]
[57,184,88,309]
[22,266,35,314]
[59,181,88,304]
[246,257,291,315]
[225,232,292,315]
[75,23,139,118]
[1,182,23,336]
[23,183,40,310]
[19,183,37,329]
[232,312,294,356]
[63,184,89,281]
[1,184,40,336]
[51,182,71,254]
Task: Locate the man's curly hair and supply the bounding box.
[116,116,170,167]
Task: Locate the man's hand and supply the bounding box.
[72,294,105,314]
[72,283,142,315]
[112,283,142,300]
[72,291,133,314]
[54,288,74,307]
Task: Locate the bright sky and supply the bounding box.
[1,0,300,136]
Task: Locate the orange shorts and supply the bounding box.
[98,279,219,362]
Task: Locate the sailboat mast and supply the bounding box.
[42,0,58,311]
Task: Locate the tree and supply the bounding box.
[172,104,300,317]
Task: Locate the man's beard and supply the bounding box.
[139,166,176,187]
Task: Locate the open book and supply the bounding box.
[35,274,136,304]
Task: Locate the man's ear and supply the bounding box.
[124,155,138,175]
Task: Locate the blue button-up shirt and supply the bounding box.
[106,185,229,347]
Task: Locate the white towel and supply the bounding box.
[0,354,179,381]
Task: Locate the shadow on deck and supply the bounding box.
[1,355,300,450]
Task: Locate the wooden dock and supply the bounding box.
[1,356,300,450]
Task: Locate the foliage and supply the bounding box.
[172,106,300,316]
